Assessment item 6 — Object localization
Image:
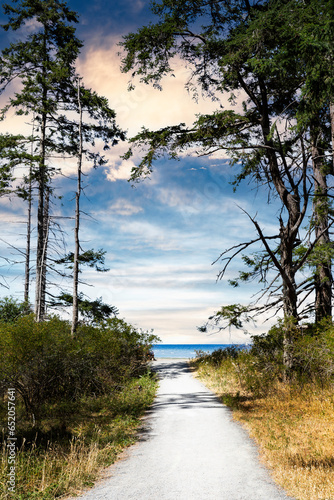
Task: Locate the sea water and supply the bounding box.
[152,344,247,359]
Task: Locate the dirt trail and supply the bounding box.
[72,359,294,500]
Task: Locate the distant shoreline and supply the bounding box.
[153,343,250,359]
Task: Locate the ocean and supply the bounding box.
[152,344,248,359]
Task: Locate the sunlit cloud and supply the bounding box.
[76,36,226,136]
[105,158,135,182]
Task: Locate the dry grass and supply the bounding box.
[0,374,157,499]
[0,419,138,500]
[195,362,334,500]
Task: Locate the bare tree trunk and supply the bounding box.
[35,27,50,322]
[25,116,35,304]
[258,84,302,376]
[330,101,334,173]
[280,222,298,378]
[35,109,47,321]
[24,165,32,304]
[40,187,50,318]
[71,79,83,336]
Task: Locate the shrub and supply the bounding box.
[292,322,334,386]
[195,319,334,397]
[195,346,243,366]
[0,314,159,426]
[0,296,31,323]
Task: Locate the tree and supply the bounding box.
[57,80,125,334]
[0,296,31,322]
[72,78,83,335]
[285,0,334,322]
[0,131,38,293]
[0,0,125,320]
[52,248,118,329]
[51,292,118,326]
[0,0,82,320]
[120,0,333,372]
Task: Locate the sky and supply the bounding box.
[0,0,283,344]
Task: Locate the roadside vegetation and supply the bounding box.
[194,321,334,500]
[0,298,158,499]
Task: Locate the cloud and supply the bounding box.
[128,0,145,13]
[109,198,143,216]
[76,36,228,137]
[105,158,135,182]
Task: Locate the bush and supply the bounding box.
[292,321,334,386]
[195,346,243,365]
[0,314,159,426]
[195,320,334,397]
[0,296,31,323]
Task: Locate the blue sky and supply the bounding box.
[0,0,283,343]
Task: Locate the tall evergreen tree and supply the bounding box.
[0,0,82,320]
[286,0,334,322]
[0,0,125,320]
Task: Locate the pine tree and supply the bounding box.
[0,0,125,321]
[1,0,82,320]
[120,0,334,372]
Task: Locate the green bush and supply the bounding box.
[249,324,285,384]
[195,346,243,366]
[0,296,31,323]
[195,320,334,396]
[292,322,334,386]
[0,314,159,426]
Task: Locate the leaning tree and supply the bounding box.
[120,0,334,371]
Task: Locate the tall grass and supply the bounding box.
[0,373,157,499]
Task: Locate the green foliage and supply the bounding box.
[55,249,110,273]
[120,0,304,180]
[199,303,253,333]
[195,319,334,396]
[195,345,243,365]
[0,314,159,425]
[121,0,334,326]
[292,320,334,385]
[50,293,119,325]
[0,0,125,320]
[0,296,31,323]
[0,133,31,196]
[0,372,157,499]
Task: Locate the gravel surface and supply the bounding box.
[71,359,294,500]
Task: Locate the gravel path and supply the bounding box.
[72,359,294,500]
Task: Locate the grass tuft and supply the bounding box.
[0,372,157,500]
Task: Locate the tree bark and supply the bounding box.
[35,28,49,322]
[24,165,32,304]
[258,78,301,375]
[311,131,332,322]
[330,101,334,173]
[35,110,47,321]
[71,80,83,336]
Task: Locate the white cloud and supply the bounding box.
[76,36,227,136]
[109,198,143,216]
[105,159,135,182]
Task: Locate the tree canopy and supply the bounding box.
[120,0,334,371]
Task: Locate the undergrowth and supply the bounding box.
[0,373,157,499]
[0,312,159,499]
